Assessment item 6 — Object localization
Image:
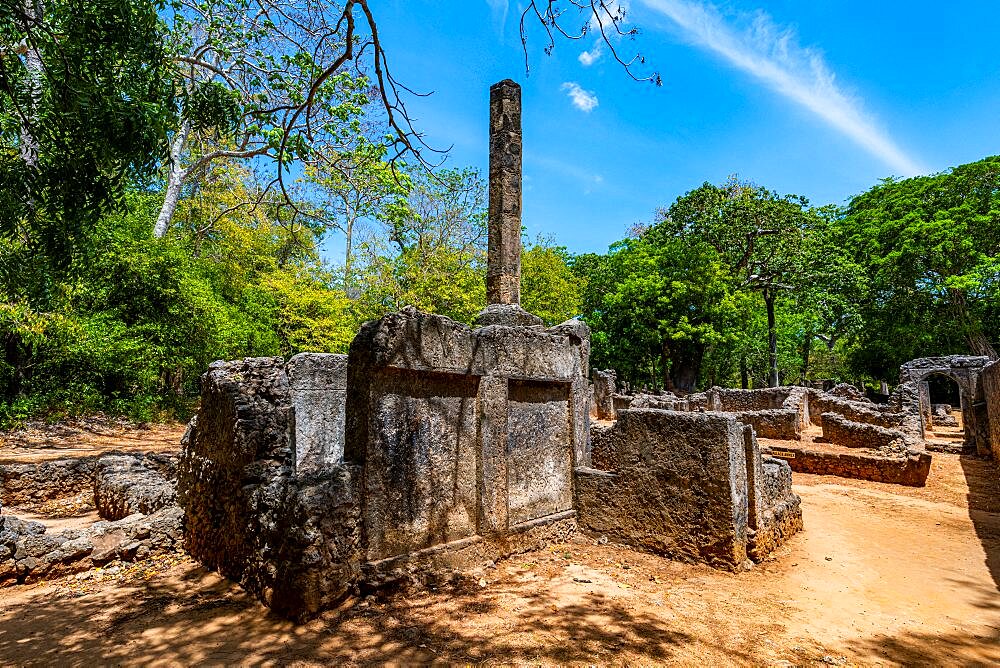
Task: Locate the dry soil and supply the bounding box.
[0,427,997,666]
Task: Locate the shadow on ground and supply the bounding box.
[0,561,727,665]
[959,454,1000,592]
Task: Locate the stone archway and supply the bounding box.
[899,356,993,455]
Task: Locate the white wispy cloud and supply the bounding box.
[485,0,509,35]
[562,82,600,112]
[579,41,603,66]
[640,0,925,176]
[527,152,606,194]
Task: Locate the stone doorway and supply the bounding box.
[922,372,965,451]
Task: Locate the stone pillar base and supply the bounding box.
[475,303,544,328]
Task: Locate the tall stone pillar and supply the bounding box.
[477,79,543,327]
[487,79,522,306]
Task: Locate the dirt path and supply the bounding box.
[0,450,997,665]
[0,420,185,464]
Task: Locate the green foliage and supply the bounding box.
[0,0,175,263]
[840,156,1000,377]
[521,240,585,326]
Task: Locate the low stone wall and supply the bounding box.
[612,394,633,412]
[807,391,905,429]
[764,445,931,487]
[576,409,801,570]
[749,457,803,561]
[719,409,802,440]
[820,412,910,450]
[689,387,801,412]
[0,507,183,585]
[94,454,178,521]
[629,394,690,411]
[0,458,96,506]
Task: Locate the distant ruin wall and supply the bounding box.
[766,446,931,486]
[820,412,910,451]
[807,391,904,429]
[0,458,96,506]
[717,409,802,441]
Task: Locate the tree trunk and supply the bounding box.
[660,340,671,391]
[668,341,704,393]
[800,330,812,384]
[946,288,998,359]
[740,355,749,389]
[153,121,190,238]
[343,208,357,296]
[18,0,43,171]
[16,0,44,244]
[765,291,779,387]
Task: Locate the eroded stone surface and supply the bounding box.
[94,454,177,520]
[287,353,348,473]
[576,409,801,570]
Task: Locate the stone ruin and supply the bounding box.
[0,453,183,584]
[607,355,1000,487]
[581,411,801,569]
[173,80,802,620]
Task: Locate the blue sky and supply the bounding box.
[351,0,1000,257]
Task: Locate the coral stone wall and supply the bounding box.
[982,361,1000,463]
[576,409,802,570]
[177,357,363,620]
[820,412,910,450]
[767,446,931,486]
[0,459,96,506]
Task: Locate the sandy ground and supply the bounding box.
[0,419,185,464]
[0,430,998,665]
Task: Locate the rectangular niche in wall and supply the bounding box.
[364,369,481,561]
[506,378,573,526]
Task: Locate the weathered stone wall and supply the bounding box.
[766,445,931,486]
[347,307,587,576]
[707,388,792,411]
[899,355,993,454]
[749,457,803,561]
[807,390,905,429]
[629,393,690,411]
[287,353,348,474]
[592,369,617,420]
[0,506,183,585]
[820,412,910,451]
[643,386,811,440]
[982,361,1000,463]
[0,458,96,506]
[94,454,177,521]
[716,409,803,440]
[179,307,591,621]
[177,357,362,620]
[576,409,801,570]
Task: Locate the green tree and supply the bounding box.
[521,239,585,326]
[840,156,1000,376]
[575,231,739,392]
[0,0,173,269]
[659,179,827,386]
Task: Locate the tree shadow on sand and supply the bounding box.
[0,560,754,665]
[959,454,1000,592]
